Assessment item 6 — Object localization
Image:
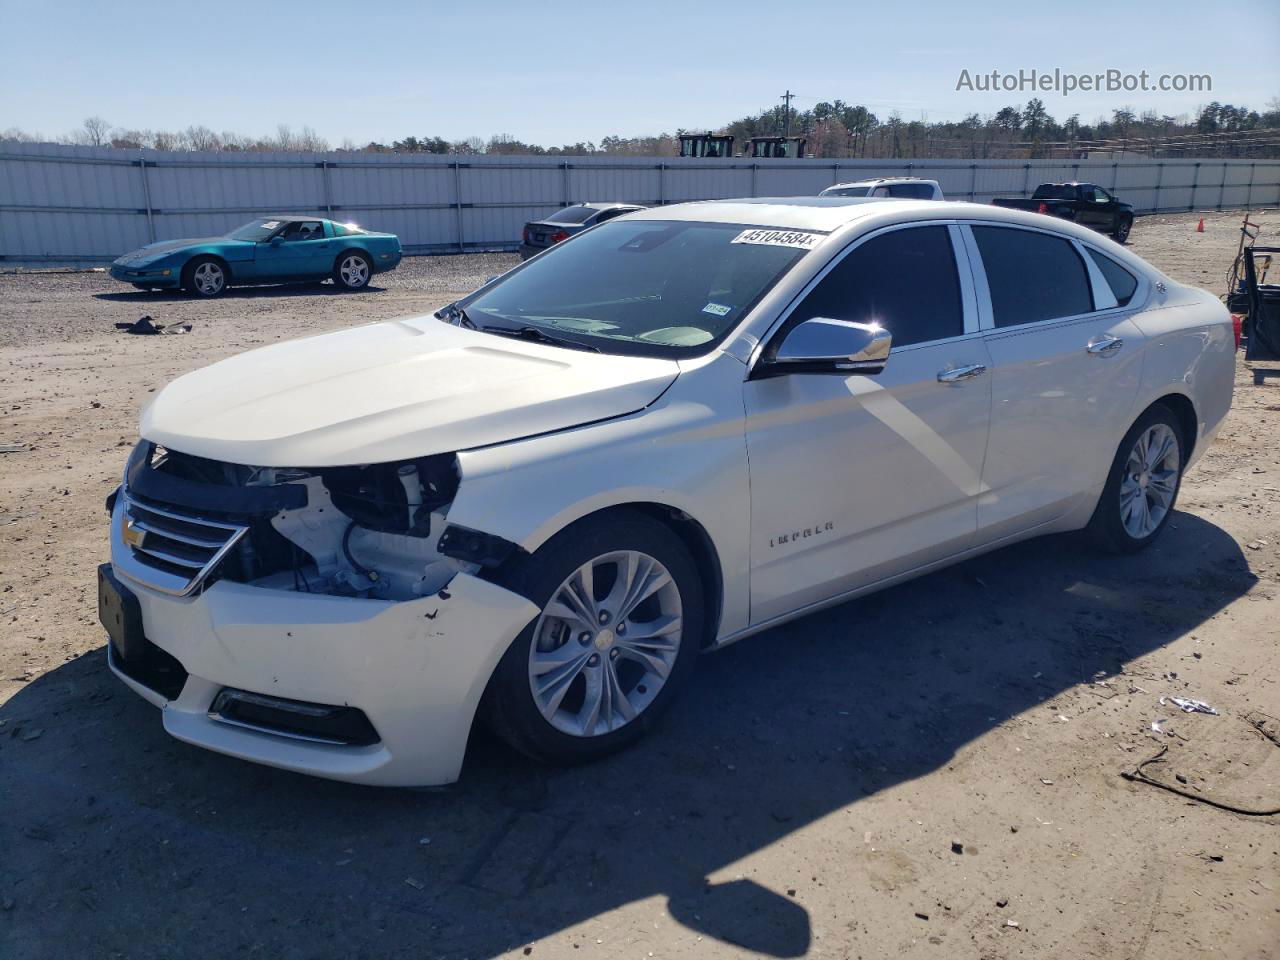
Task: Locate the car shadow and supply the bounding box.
[0,514,1255,959]
[92,283,389,303]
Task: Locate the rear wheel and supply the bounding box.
[486,512,703,764]
[1112,217,1132,244]
[1087,405,1183,553]
[333,251,372,290]
[183,256,226,297]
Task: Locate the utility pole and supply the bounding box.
[781,89,794,139]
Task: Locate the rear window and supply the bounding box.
[973,226,1094,327]
[1031,185,1078,200]
[543,206,598,225]
[888,183,936,200]
[1086,248,1140,306]
[332,222,367,237]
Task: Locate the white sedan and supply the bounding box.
[100,198,1234,786]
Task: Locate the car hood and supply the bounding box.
[140,317,681,467]
[114,237,244,264]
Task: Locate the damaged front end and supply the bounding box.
[113,440,514,601]
[104,440,541,786]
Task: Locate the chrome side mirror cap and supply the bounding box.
[759,318,892,377]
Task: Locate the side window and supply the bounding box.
[281,221,323,241]
[1085,248,1139,306]
[972,226,1094,327]
[870,185,892,198]
[594,208,629,224]
[1092,187,1110,203]
[784,226,963,348]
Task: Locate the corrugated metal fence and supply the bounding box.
[3,141,1279,262]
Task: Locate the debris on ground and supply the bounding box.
[115,315,193,335]
[0,442,25,453]
[1162,696,1219,715]
[950,840,964,854]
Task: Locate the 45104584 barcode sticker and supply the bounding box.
[731,228,824,250]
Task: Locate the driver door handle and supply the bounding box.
[937,363,987,384]
[1087,334,1124,356]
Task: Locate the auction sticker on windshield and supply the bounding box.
[731,228,824,250]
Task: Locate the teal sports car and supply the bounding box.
[109,216,403,297]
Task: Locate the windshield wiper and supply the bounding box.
[480,324,600,353]
[437,303,477,329]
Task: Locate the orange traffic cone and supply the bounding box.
[1196,218,1205,233]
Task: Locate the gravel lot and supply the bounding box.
[1,211,1278,960]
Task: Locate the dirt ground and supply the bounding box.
[1,210,1277,960]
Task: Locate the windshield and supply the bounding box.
[460,220,821,358]
[542,206,599,225]
[821,186,871,198]
[226,218,288,241]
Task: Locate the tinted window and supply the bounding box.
[888,183,935,199]
[784,226,963,348]
[280,220,323,241]
[973,226,1094,327]
[1031,185,1078,200]
[1086,248,1139,306]
[543,206,597,225]
[822,185,871,198]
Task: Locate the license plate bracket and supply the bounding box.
[98,563,146,661]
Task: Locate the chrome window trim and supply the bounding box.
[747,219,977,374]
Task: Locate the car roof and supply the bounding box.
[623,196,1126,240]
[260,215,328,222]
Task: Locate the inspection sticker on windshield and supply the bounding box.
[261,220,281,229]
[731,228,823,250]
[702,302,732,317]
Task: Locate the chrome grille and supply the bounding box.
[117,493,249,596]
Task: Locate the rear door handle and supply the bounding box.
[1087,334,1124,356]
[937,363,987,384]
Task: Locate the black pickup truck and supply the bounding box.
[992,182,1135,243]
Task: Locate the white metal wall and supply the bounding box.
[2,142,1278,262]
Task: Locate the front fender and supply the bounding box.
[447,352,752,638]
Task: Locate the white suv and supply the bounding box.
[820,177,944,200]
[102,197,1233,786]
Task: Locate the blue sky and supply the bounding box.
[2,0,1277,146]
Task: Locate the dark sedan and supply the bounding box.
[519,203,646,260]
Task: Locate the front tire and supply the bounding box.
[1112,217,1132,244]
[183,256,227,298]
[333,251,372,290]
[486,511,703,764]
[1087,405,1184,553]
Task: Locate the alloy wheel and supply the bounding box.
[339,255,369,287]
[527,550,684,738]
[1119,422,1179,538]
[193,262,224,295]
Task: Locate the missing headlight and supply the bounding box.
[321,454,458,536]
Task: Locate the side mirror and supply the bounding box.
[269,235,284,245]
[759,318,892,377]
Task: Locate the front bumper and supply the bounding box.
[106,509,538,785]
[109,263,180,287]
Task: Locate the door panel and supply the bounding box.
[967,222,1144,540]
[256,222,332,279]
[742,223,991,625]
[977,315,1142,539]
[744,339,993,622]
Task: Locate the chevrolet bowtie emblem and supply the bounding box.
[122,518,147,550]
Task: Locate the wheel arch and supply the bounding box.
[183,252,232,284]
[333,246,373,270]
[1148,391,1199,461]
[485,501,725,650]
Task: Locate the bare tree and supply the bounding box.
[184,125,221,151]
[81,116,112,146]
